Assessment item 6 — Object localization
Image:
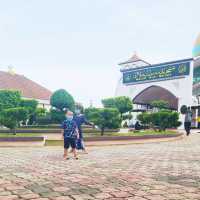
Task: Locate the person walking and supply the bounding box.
[61,110,79,160]
[73,109,94,153]
[184,107,193,136]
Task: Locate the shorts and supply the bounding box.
[64,137,76,149]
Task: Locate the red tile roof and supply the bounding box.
[0,71,52,100]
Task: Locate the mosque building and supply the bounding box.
[115,34,200,128]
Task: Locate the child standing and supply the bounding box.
[61,110,79,160]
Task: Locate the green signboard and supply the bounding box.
[123,62,190,84]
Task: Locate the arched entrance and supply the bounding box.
[133,86,178,110]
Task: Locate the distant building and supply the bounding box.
[0,70,52,110]
[116,32,200,128]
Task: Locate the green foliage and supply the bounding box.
[35,113,52,125]
[151,100,170,109]
[115,96,133,115]
[137,112,151,125]
[0,90,21,111]
[102,96,133,117]
[0,90,32,131]
[180,105,188,114]
[28,108,47,125]
[0,107,28,132]
[102,98,116,108]
[122,113,132,120]
[85,107,121,135]
[36,108,47,117]
[20,99,38,125]
[20,99,38,114]
[137,111,181,131]
[50,109,65,123]
[50,89,75,111]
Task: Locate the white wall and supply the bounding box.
[115,61,194,129]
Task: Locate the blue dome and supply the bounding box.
[193,33,200,58]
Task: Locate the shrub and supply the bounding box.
[137,112,151,125]
[50,109,65,123]
[137,111,181,131]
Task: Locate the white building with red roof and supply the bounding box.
[0,70,52,110]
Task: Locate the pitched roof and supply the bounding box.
[0,71,52,100]
[119,52,151,66]
[133,86,178,110]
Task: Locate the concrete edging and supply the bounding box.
[0,137,45,147]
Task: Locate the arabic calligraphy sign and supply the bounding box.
[123,62,190,84]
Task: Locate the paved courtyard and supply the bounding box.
[1,133,200,200]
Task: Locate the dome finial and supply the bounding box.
[8,65,15,75]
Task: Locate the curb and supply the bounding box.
[45,133,184,146]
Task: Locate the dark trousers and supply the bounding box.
[184,122,191,136]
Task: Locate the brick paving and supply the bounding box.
[0,133,200,199]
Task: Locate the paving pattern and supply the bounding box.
[1,133,200,199]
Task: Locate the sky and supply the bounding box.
[0,0,199,107]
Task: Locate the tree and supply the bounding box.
[85,107,121,135]
[102,96,133,118]
[0,90,21,111]
[0,107,28,134]
[151,100,170,110]
[102,98,116,108]
[50,89,75,111]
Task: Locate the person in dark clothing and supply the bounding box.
[135,121,141,130]
[61,110,79,160]
[73,109,94,153]
[184,107,193,136]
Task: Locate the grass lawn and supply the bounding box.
[84,129,177,137]
[0,129,177,138]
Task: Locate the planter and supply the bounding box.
[0,128,119,134]
[0,136,45,147]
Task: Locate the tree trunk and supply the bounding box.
[101,127,104,136]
